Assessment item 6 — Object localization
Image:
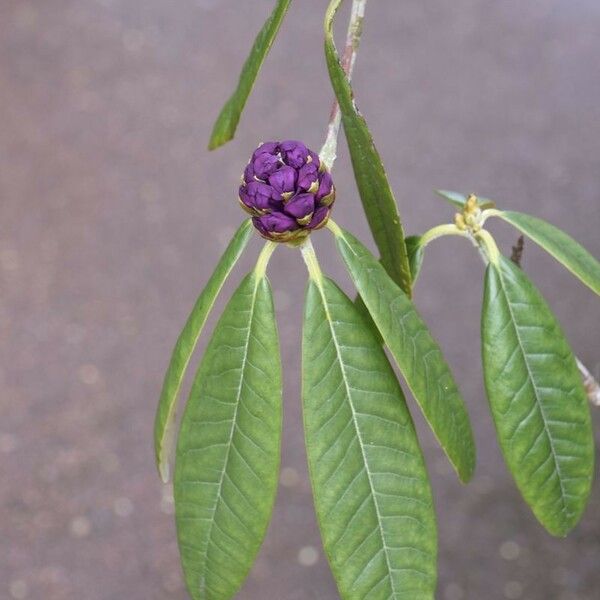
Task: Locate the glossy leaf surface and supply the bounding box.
[497,210,600,296]
[174,271,281,599]
[482,255,594,536]
[324,0,412,296]
[154,220,253,482]
[302,275,437,599]
[332,226,476,483]
[208,0,292,150]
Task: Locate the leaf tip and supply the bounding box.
[208,106,235,150]
[455,463,475,485]
[539,504,591,538]
[452,447,476,484]
[208,130,228,151]
[458,466,475,485]
[543,521,571,538]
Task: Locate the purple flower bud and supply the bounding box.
[284,193,315,221]
[269,166,297,198]
[243,162,255,184]
[239,140,336,242]
[316,172,334,205]
[254,213,299,234]
[280,140,309,169]
[297,163,319,192]
[253,152,281,180]
[307,205,331,230]
[239,181,277,215]
[254,141,280,155]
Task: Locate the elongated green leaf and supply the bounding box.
[174,271,281,599]
[482,255,594,536]
[495,210,600,296]
[331,226,476,483]
[302,275,437,599]
[435,189,495,210]
[154,220,253,483]
[208,0,292,150]
[324,0,412,296]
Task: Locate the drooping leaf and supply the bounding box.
[495,210,600,296]
[208,0,292,150]
[324,0,412,296]
[405,235,424,283]
[481,255,594,536]
[354,294,383,344]
[174,271,281,599]
[302,275,437,599]
[331,225,476,483]
[154,220,253,483]
[435,189,495,210]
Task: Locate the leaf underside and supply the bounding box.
[174,272,282,599]
[482,256,594,536]
[435,190,495,210]
[324,0,412,296]
[333,227,476,483]
[208,0,292,150]
[498,210,600,296]
[154,220,253,483]
[302,275,437,600]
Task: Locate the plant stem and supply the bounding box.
[325,218,343,238]
[300,238,324,282]
[474,229,501,265]
[576,358,600,407]
[254,240,278,278]
[419,223,468,248]
[320,0,367,170]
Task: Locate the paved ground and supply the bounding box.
[1,1,599,599]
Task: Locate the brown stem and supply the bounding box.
[510,235,525,267]
[320,0,367,169]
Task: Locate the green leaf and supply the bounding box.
[302,275,437,599]
[174,271,282,599]
[405,235,424,283]
[324,0,412,296]
[435,190,495,210]
[330,226,476,483]
[481,255,594,536]
[208,0,292,150]
[495,210,600,296]
[154,220,253,483]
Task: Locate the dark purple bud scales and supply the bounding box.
[239,140,336,243]
[268,166,297,197]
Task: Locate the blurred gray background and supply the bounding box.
[1,0,599,599]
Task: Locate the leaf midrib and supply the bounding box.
[339,114,402,279]
[196,273,262,596]
[313,276,398,598]
[337,233,470,480]
[495,264,570,520]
